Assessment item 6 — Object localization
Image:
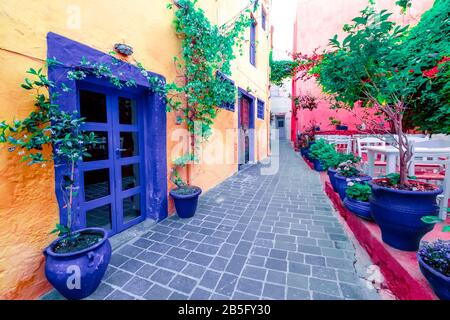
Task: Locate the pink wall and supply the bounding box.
[292,0,435,140]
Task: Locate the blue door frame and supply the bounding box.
[238,87,255,168]
[47,32,168,235]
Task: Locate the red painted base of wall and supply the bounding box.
[322,177,450,300]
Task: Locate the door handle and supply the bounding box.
[116,148,127,152]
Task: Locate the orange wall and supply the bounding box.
[292,0,434,135]
[0,0,271,299]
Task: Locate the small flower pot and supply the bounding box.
[417,254,450,300]
[44,228,111,300]
[170,186,202,219]
[369,179,442,251]
[313,159,325,172]
[334,173,372,201]
[343,197,373,220]
[327,167,338,191]
[300,147,309,157]
[336,125,348,131]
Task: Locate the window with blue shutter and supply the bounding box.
[217,71,236,112]
[257,99,265,120]
[250,21,256,66]
[262,10,266,30]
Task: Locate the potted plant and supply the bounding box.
[416,215,450,300]
[309,138,335,172]
[169,155,202,219]
[417,240,450,300]
[323,152,360,192]
[343,182,373,220]
[329,116,348,131]
[312,4,447,251]
[334,160,372,201]
[0,68,110,300]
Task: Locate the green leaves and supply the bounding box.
[346,182,372,202]
[50,223,70,237]
[421,216,445,224]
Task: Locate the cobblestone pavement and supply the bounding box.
[44,140,380,300]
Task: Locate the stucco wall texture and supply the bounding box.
[0,0,271,299]
[292,0,434,136]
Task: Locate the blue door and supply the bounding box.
[77,83,145,235]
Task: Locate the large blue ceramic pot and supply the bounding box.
[343,197,373,220]
[417,253,450,300]
[170,186,202,219]
[369,179,442,251]
[328,167,338,191]
[300,147,308,157]
[44,228,111,300]
[334,173,372,201]
[313,159,325,172]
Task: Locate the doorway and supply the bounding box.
[238,90,255,169]
[276,115,286,139]
[77,84,146,235]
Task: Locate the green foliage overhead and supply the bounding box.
[315,2,449,134]
[269,51,298,86]
[398,0,450,133]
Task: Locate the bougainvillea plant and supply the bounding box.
[313,2,449,186]
[269,49,323,86]
[164,0,256,189]
[292,93,318,112]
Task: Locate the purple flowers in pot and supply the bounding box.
[418,240,450,277]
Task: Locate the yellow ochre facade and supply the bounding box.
[0,0,272,299]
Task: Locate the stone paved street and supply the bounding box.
[44,140,380,300]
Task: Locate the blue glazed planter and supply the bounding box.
[44,228,111,300]
[343,197,373,220]
[300,147,308,157]
[313,159,326,172]
[369,179,442,251]
[335,173,372,201]
[170,186,202,219]
[417,254,450,300]
[328,168,338,191]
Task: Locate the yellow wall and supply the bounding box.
[0,0,271,299]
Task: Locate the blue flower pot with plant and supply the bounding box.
[335,174,371,200]
[343,182,373,220]
[44,228,111,300]
[313,159,326,172]
[170,186,202,219]
[417,240,450,300]
[369,177,442,251]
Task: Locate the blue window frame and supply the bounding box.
[257,99,265,120]
[217,71,236,112]
[250,21,257,66]
[262,9,266,30]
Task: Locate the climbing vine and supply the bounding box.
[0,0,259,235]
[164,0,257,188]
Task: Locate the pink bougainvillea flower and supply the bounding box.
[422,66,439,78]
